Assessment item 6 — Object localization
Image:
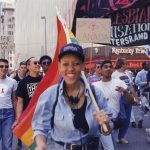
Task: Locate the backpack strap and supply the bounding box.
[51,85,59,128]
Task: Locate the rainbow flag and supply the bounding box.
[13,14,71,149]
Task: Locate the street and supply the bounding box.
[116,106,150,150]
[0,106,150,150]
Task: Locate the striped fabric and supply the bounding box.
[13,14,69,149]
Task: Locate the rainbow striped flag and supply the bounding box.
[13,14,72,149]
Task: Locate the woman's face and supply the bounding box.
[59,54,84,85]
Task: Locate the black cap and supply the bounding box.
[58,43,84,62]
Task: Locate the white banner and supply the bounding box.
[76,18,111,43]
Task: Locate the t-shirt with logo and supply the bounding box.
[16,75,42,110]
[112,70,133,87]
[0,76,17,109]
[112,70,132,104]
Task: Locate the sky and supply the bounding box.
[0,0,15,3]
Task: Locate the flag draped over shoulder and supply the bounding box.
[13,14,69,149]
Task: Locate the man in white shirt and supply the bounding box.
[112,57,138,144]
[94,60,134,149]
[0,58,17,150]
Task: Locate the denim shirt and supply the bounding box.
[32,79,112,145]
[135,69,148,90]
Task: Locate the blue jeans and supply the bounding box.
[0,108,14,150]
[118,97,132,140]
[100,133,115,150]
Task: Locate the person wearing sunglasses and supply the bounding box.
[88,62,102,84]
[0,58,17,150]
[39,55,52,75]
[12,57,42,138]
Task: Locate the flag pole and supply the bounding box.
[81,70,112,135]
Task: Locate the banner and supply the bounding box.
[111,4,150,46]
[72,0,150,46]
[76,18,111,43]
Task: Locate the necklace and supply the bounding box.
[64,84,81,105]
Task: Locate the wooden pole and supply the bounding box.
[81,70,111,135]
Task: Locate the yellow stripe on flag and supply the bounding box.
[21,127,34,147]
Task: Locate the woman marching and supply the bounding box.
[32,43,112,150]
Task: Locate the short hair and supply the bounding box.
[0,58,8,64]
[101,60,112,68]
[142,61,149,68]
[115,57,126,69]
[94,62,102,68]
[26,57,35,65]
[19,61,27,66]
[39,55,52,64]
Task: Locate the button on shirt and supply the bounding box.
[32,78,112,146]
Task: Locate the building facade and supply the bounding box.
[0,2,15,69]
[15,0,77,65]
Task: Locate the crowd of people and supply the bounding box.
[0,43,150,150]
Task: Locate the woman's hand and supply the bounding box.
[35,144,48,150]
[115,86,126,93]
[12,119,18,129]
[93,110,109,125]
[35,135,48,150]
[93,110,112,135]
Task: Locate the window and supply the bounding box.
[8,18,12,22]
[9,63,12,67]
[7,31,13,35]
[8,24,13,28]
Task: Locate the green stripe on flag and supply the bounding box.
[29,142,36,150]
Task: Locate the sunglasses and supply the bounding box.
[33,61,40,65]
[96,66,100,69]
[0,65,9,69]
[42,61,51,65]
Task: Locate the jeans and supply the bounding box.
[118,97,132,140]
[0,108,14,150]
[100,133,115,150]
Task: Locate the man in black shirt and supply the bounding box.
[12,57,42,138]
